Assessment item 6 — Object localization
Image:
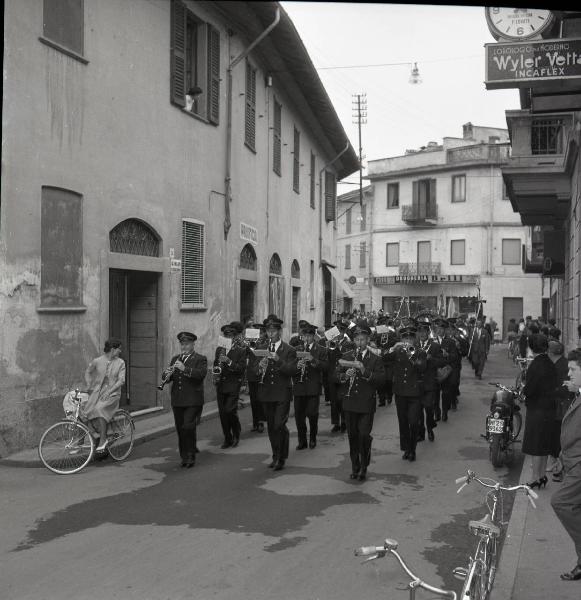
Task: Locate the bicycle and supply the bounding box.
[38,389,135,474]
[453,470,537,600]
[514,356,532,390]
[507,337,519,363]
[355,537,457,599]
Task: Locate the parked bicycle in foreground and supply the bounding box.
[355,537,457,599]
[38,389,135,474]
[453,470,537,600]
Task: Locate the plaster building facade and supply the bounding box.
[484,10,581,350]
[336,123,543,334]
[0,0,358,454]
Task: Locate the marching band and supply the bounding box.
[161,311,473,478]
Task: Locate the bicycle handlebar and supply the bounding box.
[455,470,537,507]
[355,539,457,599]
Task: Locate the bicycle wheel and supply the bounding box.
[485,536,498,593]
[38,421,94,474]
[460,541,488,600]
[107,409,135,461]
[511,411,523,441]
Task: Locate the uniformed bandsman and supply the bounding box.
[245,323,267,433]
[385,325,427,461]
[214,321,247,449]
[332,321,385,480]
[292,323,328,450]
[161,331,207,468]
[437,318,461,421]
[252,316,297,471]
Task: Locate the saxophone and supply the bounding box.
[213,347,226,385]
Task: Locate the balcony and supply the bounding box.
[401,203,438,225]
[399,262,441,276]
[447,143,510,165]
[502,110,577,226]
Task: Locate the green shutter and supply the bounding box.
[207,24,220,124]
[170,0,186,108]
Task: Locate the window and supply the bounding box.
[346,207,352,234]
[182,219,205,307]
[387,183,399,209]
[110,220,160,257]
[310,260,315,308]
[310,152,316,208]
[170,1,220,123]
[359,241,366,268]
[386,242,399,267]
[502,181,509,200]
[451,240,466,265]
[43,0,84,57]
[324,171,337,221]
[360,204,367,231]
[245,61,257,150]
[417,241,431,264]
[452,175,466,203]
[345,244,351,270]
[41,187,83,308]
[411,179,437,219]
[268,253,284,318]
[531,118,564,155]
[273,101,282,175]
[502,238,521,265]
[293,127,300,193]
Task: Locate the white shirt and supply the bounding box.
[269,339,282,352]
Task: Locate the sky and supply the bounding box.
[281,1,521,191]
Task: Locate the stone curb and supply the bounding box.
[489,454,531,600]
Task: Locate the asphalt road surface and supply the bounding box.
[2,345,525,600]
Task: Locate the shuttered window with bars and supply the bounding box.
[181,219,205,307]
[293,127,300,193]
[324,171,337,221]
[170,0,220,124]
[245,61,257,150]
[273,101,282,175]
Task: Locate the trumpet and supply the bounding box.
[258,356,270,384]
[296,351,312,382]
[157,365,175,390]
[213,347,227,385]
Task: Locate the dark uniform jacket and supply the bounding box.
[440,336,460,388]
[292,342,328,396]
[418,338,446,391]
[167,352,208,407]
[253,341,298,402]
[331,349,385,413]
[213,344,247,394]
[384,346,427,397]
[245,338,268,383]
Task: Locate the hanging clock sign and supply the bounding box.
[485,8,556,41]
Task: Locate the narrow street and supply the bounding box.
[2,345,523,600]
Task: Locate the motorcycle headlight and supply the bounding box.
[493,411,500,419]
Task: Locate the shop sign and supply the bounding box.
[240,222,258,245]
[485,38,581,89]
[170,258,182,272]
[374,274,479,286]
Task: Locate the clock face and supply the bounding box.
[486,8,554,40]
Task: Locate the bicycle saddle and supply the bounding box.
[468,513,501,538]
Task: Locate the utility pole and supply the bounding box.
[352,93,367,207]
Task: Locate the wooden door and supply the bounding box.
[503,297,523,342]
[109,269,128,405]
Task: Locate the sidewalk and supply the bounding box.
[0,395,249,468]
[492,450,580,599]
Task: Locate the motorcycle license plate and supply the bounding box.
[487,418,504,434]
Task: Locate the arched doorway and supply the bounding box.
[239,244,257,324]
[269,253,285,319]
[109,219,161,411]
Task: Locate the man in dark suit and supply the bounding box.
[333,322,385,480]
[245,323,267,433]
[163,331,208,468]
[292,323,328,450]
[469,317,491,379]
[385,325,427,461]
[253,316,297,471]
[416,318,445,442]
[213,321,247,449]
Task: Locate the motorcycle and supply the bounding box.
[483,382,523,468]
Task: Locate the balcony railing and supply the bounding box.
[401,203,438,223]
[531,118,564,155]
[399,262,441,276]
[447,143,511,164]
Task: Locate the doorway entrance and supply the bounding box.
[109,269,159,411]
[240,279,256,324]
[502,297,523,342]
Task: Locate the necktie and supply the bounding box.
[270,343,275,353]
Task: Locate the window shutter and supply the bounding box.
[429,178,437,206]
[412,180,419,210]
[207,24,220,124]
[181,220,205,305]
[170,0,187,108]
[293,127,300,192]
[273,101,282,174]
[245,62,256,149]
[325,171,336,221]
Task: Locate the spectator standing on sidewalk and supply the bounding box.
[551,348,581,581]
[522,334,558,489]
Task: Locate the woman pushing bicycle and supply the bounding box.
[83,338,126,452]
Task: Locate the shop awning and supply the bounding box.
[324,264,354,299]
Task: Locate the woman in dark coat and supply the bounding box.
[522,334,558,488]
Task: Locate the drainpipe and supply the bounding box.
[319,141,352,317]
[224,7,280,240]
